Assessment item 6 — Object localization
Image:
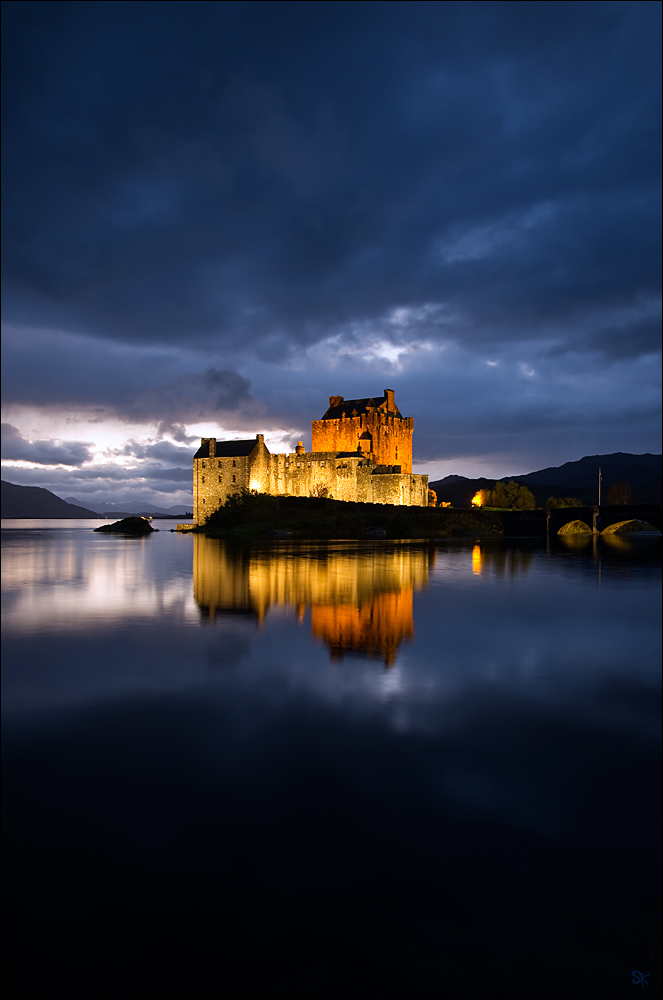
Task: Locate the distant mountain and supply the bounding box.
[64,498,192,515]
[429,453,661,507]
[2,481,99,518]
[506,452,659,487]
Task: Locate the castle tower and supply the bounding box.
[311,388,414,473]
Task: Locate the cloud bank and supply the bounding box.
[2,1,660,498]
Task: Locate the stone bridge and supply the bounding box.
[498,504,661,536]
[546,503,661,536]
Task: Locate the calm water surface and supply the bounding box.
[2,521,661,999]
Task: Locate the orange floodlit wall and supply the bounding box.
[311,389,414,473]
[193,390,428,521]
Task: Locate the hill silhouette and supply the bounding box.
[430,453,661,507]
[1,481,98,518]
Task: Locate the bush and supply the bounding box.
[199,494,506,538]
[546,496,584,508]
[205,489,278,527]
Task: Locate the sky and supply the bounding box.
[2,0,661,508]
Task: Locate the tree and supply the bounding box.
[488,482,510,508]
[514,484,536,510]
[489,481,535,510]
[310,484,330,498]
[606,480,632,505]
[428,489,437,506]
[546,496,583,508]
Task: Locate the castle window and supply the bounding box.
[321,462,325,467]
[201,461,206,468]
[297,463,300,468]
[218,475,222,483]
[232,475,236,482]
[218,461,222,468]
[201,476,205,483]
[232,460,236,467]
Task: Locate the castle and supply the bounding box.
[192,389,428,524]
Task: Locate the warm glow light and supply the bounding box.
[471,491,483,507]
[192,537,433,663]
[472,544,483,575]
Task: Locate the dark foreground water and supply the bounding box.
[2,521,661,999]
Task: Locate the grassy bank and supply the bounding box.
[199,492,505,538]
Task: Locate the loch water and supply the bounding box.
[2,520,661,999]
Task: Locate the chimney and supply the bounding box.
[384,388,395,412]
[208,438,216,458]
[295,441,305,455]
[329,395,344,408]
[256,434,264,445]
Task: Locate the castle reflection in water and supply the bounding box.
[193,536,435,666]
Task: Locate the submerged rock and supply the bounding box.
[94,516,155,535]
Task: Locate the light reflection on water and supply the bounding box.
[2,520,661,998]
[193,536,433,664]
[2,522,660,724]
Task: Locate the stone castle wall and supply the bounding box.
[194,441,427,523]
[193,439,253,524]
[192,390,427,524]
[311,412,414,473]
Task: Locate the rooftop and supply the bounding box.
[321,393,402,420]
[194,439,259,459]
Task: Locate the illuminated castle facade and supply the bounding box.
[193,389,428,524]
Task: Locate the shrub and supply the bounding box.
[546,496,584,508]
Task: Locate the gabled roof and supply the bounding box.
[194,439,259,459]
[320,394,402,420]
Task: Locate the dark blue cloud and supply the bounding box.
[1,326,254,422]
[1,1,660,483]
[2,1,660,359]
[1,422,93,466]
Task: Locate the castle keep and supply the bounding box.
[192,389,428,524]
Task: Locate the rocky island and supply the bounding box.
[93,517,155,535]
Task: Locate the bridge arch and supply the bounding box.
[547,504,661,536]
[600,519,660,535]
[595,505,661,534]
[557,519,593,535]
